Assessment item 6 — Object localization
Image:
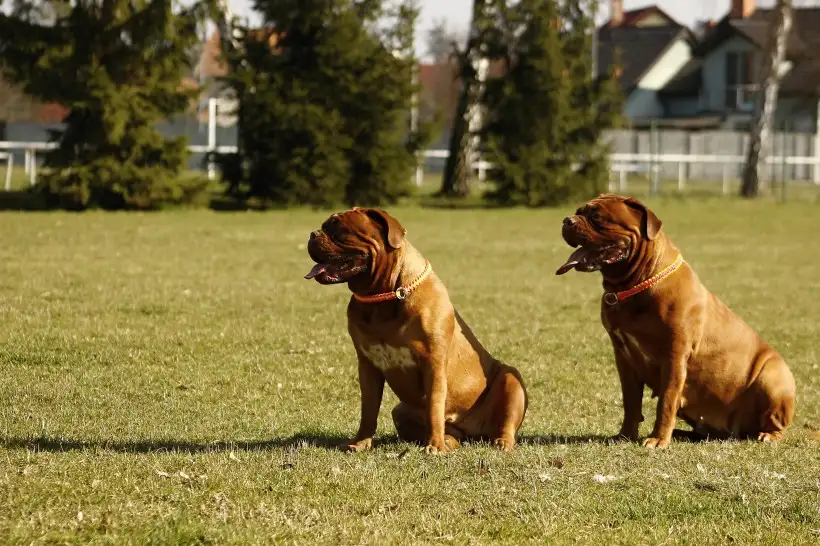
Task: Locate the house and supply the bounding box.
[596,1,699,126]
[600,0,820,133]
[663,0,820,133]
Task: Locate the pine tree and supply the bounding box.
[0,1,210,210]
[483,0,621,207]
[219,0,427,208]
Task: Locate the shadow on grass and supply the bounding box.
[1,429,719,454]
[417,198,502,210]
[0,431,404,454]
[519,429,712,446]
[0,190,49,211]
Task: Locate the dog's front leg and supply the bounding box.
[421,342,452,453]
[643,345,689,449]
[340,350,385,453]
[614,350,645,441]
[607,333,644,441]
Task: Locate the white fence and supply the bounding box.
[0,140,492,190]
[609,152,820,195]
[3,141,820,193]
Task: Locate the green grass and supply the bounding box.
[1,199,820,544]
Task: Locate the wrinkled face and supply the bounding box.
[305,208,406,285]
[556,194,662,275]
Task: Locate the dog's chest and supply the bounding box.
[360,343,417,372]
[610,329,654,366]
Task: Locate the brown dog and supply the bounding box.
[305,208,528,453]
[556,194,796,448]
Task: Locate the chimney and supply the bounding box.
[731,0,756,19]
[611,0,624,26]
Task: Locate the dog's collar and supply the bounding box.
[353,261,432,304]
[603,254,685,306]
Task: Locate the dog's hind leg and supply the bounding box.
[482,365,528,452]
[740,355,796,442]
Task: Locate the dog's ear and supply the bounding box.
[624,198,662,240]
[365,208,406,249]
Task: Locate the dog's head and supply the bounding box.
[305,208,406,285]
[556,194,662,276]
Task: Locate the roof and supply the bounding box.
[658,58,701,97]
[602,6,679,29]
[694,8,820,97]
[694,15,805,58]
[596,25,689,92]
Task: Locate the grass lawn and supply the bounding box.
[1,198,820,544]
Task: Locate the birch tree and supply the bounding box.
[741,0,792,198]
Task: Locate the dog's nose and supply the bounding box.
[563,217,576,227]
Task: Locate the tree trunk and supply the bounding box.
[741,0,792,198]
[438,0,485,198]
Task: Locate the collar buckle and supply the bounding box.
[395,287,409,300]
[603,292,619,306]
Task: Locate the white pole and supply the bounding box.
[2,153,12,191]
[207,98,217,181]
[722,162,730,195]
[814,98,820,185]
[468,57,489,180]
[410,63,423,187]
[29,149,36,186]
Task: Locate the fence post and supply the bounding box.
[649,122,658,196]
[29,149,36,186]
[2,153,12,191]
[677,161,685,192]
[207,98,217,181]
[410,63,423,187]
[619,167,627,192]
[24,149,31,175]
[722,162,730,195]
[814,99,820,184]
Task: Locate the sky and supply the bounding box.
[226,1,781,56]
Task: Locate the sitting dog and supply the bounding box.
[305,208,528,453]
[556,194,795,448]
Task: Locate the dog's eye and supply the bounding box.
[587,210,605,228]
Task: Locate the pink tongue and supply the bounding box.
[556,247,591,275]
[304,263,328,280]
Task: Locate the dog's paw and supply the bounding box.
[423,436,455,454]
[757,431,784,443]
[614,427,640,442]
[338,438,372,453]
[492,437,515,453]
[641,436,670,450]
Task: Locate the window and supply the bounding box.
[725,51,758,111]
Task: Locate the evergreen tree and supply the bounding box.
[220,0,427,208]
[483,0,621,207]
[0,1,209,210]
